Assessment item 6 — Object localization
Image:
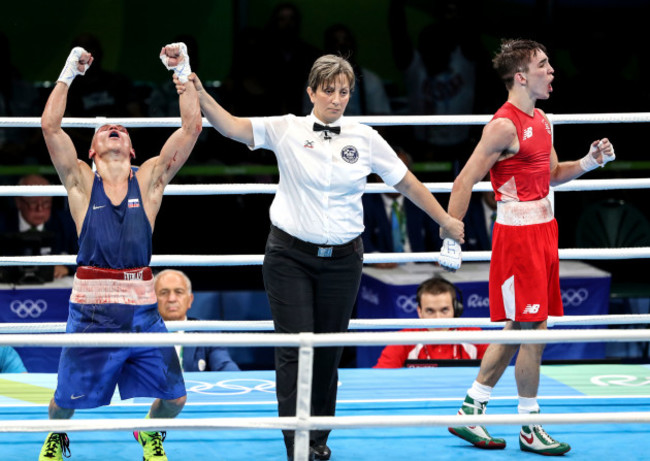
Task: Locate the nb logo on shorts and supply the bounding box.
[523,304,540,314]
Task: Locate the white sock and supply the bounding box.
[518,396,540,414]
[467,381,493,403]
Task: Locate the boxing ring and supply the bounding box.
[1,113,650,460]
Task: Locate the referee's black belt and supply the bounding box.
[270,225,360,258]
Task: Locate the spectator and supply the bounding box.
[375,277,487,367]
[262,2,321,115]
[0,31,41,164]
[221,27,276,118]
[388,0,484,162]
[362,147,442,268]
[155,269,240,372]
[66,33,139,118]
[310,23,391,116]
[0,174,77,281]
[0,346,27,373]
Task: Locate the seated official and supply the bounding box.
[362,147,442,268]
[0,346,27,373]
[374,277,487,368]
[155,269,240,372]
[0,174,77,281]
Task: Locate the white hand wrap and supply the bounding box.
[439,238,462,272]
[160,42,192,83]
[580,141,616,172]
[57,47,90,87]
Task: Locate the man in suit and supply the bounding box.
[155,269,239,372]
[362,147,442,268]
[463,191,497,252]
[0,174,77,280]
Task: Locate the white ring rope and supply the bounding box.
[2,411,650,434]
[3,112,650,128]
[1,246,649,268]
[3,178,650,197]
[2,314,650,334]
[0,329,648,348]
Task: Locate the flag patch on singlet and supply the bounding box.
[128,198,140,208]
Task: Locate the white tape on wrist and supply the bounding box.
[57,47,90,87]
[580,141,616,172]
[439,238,462,272]
[579,153,601,172]
[160,42,192,83]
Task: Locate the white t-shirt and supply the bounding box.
[249,112,408,245]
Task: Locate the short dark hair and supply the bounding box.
[492,38,547,90]
[416,277,457,307]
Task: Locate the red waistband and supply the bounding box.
[76,266,153,281]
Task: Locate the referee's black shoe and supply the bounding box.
[312,444,331,460]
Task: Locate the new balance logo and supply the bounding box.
[523,304,541,314]
[523,127,533,140]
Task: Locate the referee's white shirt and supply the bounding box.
[250,112,408,245]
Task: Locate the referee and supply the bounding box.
[177,53,465,461]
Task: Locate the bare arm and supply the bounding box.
[448,118,517,220]
[549,138,615,186]
[184,73,254,145]
[140,73,202,191]
[394,170,464,243]
[137,44,203,227]
[41,49,95,231]
[41,82,84,188]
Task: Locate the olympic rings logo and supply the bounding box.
[185,379,276,396]
[591,375,650,387]
[561,288,589,307]
[396,295,418,314]
[10,299,48,318]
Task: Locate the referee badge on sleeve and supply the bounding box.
[341,145,359,164]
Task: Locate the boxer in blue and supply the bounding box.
[38,43,202,461]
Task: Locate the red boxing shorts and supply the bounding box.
[489,200,563,322]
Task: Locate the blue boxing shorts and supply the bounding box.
[54,267,185,409]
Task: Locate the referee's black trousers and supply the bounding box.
[262,228,364,448]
